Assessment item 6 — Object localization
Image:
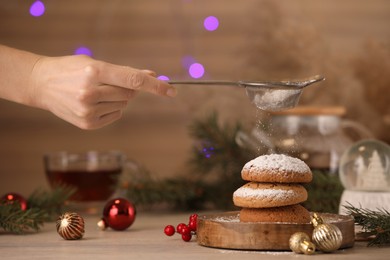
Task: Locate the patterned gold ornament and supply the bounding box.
[56,212,85,240]
[289,232,316,255]
[311,213,343,252]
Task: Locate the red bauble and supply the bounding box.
[102,198,136,231]
[1,192,27,210]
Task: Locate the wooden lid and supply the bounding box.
[271,106,346,116]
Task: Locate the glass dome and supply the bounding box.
[339,139,390,191]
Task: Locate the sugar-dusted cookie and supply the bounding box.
[241,154,312,183]
[239,204,311,223]
[233,182,307,208]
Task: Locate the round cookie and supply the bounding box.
[233,182,308,208]
[241,154,312,183]
[239,204,311,223]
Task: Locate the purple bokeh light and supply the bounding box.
[157,75,170,81]
[189,63,205,79]
[181,55,196,69]
[29,1,45,17]
[202,146,215,158]
[74,46,93,57]
[203,16,219,31]
[198,141,215,159]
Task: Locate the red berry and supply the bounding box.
[180,224,191,235]
[188,219,197,232]
[176,223,186,234]
[189,213,198,222]
[164,225,175,236]
[182,233,192,242]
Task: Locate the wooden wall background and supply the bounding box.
[0,0,389,196]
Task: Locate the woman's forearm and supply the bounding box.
[0,44,176,129]
[0,44,43,107]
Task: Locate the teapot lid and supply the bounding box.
[271,106,346,116]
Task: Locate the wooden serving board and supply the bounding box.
[197,211,355,251]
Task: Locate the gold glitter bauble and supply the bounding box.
[311,213,343,253]
[56,212,85,240]
[289,232,316,255]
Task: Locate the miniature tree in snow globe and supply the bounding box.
[339,139,390,191]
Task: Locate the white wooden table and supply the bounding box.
[1,212,389,260]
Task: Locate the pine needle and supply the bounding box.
[27,185,75,221]
[0,186,76,234]
[344,202,390,246]
[0,203,46,234]
[122,113,254,210]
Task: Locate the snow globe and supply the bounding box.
[339,139,390,191]
[338,139,390,214]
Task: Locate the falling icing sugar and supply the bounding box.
[244,154,310,174]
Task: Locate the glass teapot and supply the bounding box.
[236,106,374,174]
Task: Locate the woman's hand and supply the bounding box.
[29,55,176,129]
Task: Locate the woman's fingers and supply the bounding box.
[29,54,175,130]
[97,63,177,97]
[92,84,137,103]
[64,101,128,130]
[97,110,123,128]
[141,69,157,77]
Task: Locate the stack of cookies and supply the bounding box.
[233,154,313,223]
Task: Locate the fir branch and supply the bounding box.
[0,186,75,234]
[0,203,46,234]
[344,203,390,246]
[187,113,254,209]
[27,185,76,221]
[188,113,254,178]
[120,113,254,210]
[121,164,206,210]
[303,170,344,213]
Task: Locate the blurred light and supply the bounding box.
[157,75,170,81]
[109,206,119,216]
[189,63,205,79]
[182,55,196,69]
[74,46,93,57]
[202,147,215,158]
[203,16,219,31]
[198,141,215,159]
[30,1,45,17]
